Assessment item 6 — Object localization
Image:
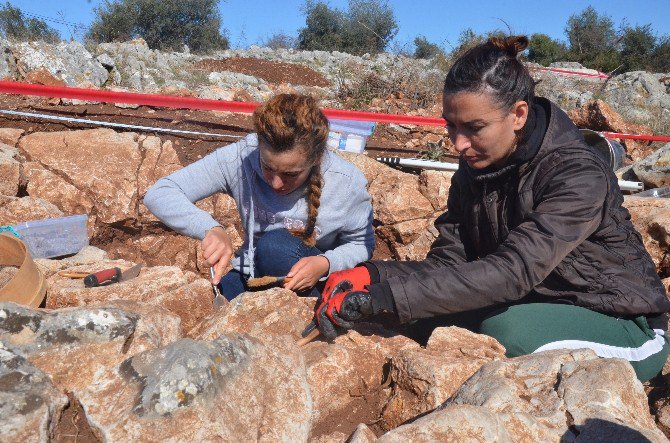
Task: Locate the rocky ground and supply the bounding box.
[2,39,670,442]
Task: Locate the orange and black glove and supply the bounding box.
[314,281,396,340]
[320,266,371,302]
[315,286,374,340]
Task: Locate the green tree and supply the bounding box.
[564,6,620,72]
[650,35,670,73]
[298,0,398,55]
[527,33,568,66]
[0,2,60,43]
[619,23,656,72]
[297,2,347,52]
[87,0,229,53]
[413,35,443,59]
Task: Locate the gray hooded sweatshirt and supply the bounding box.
[144,133,375,277]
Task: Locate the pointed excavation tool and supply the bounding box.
[210,267,227,309]
[83,263,143,288]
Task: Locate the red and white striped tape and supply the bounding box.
[1,80,667,142]
[529,66,610,79]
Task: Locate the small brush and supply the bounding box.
[246,275,292,288]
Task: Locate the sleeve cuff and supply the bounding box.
[367,280,396,315]
[361,262,381,284]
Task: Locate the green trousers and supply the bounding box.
[408,303,669,382]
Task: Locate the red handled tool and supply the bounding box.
[84,263,143,288]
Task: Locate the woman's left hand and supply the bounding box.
[284,256,330,292]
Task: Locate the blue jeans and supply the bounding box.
[218,229,324,301]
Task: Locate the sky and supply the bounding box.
[7,0,670,50]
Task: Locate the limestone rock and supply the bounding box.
[305,325,419,426]
[137,136,182,224]
[623,196,670,275]
[418,169,453,211]
[369,170,434,225]
[15,41,108,87]
[375,217,438,261]
[46,265,213,332]
[19,129,141,225]
[22,162,95,226]
[74,335,312,441]
[336,151,389,185]
[0,38,17,80]
[443,349,666,441]
[348,423,377,442]
[0,143,20,196]
[192,288,314,341]
[34,245,109,278]
[380,327,506,431]
[0,196,63,225]
[0,346,69,443]
[378,404,515,442]
[0,128,24,147]
[631,143,670,188]
[568,100,655,162]
[104,232,201,272]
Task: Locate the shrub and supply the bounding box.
[298,0,398,55]
[0,2,60,43]
[414,35,444,59]
[527,33,568,66]
[87,0,229,53]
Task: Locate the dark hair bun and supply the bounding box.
[489,35,529,58]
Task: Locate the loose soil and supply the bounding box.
[52,393,100,443]
[193,57,331,88]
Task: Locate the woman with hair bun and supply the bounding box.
[145,93,374,301]
[313,36,670,381]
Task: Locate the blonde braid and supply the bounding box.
[289,166,322,247]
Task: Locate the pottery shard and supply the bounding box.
[74,335,312,441]
[0,128,25,147]
[623,196,670,275]
[369,169,434,225]
[0,347,69,443]
[380,327,506,431]
[443,348,666,441]
[0,143,20,196]
[19,129,142,224]
[568,99,655,162]
[418,169,453,211]
[0,195,63,225]
[46,264,213,332]
[137,136,182,224]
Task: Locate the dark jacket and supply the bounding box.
[369,97,670,326]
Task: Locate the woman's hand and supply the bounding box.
[284,256,330,292]
[202,226,234,284]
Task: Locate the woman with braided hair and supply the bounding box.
[145,93,374,301]
[312,36,670,381]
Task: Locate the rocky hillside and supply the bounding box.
[2,40,670,442]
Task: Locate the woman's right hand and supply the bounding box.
[202,226,234,285]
